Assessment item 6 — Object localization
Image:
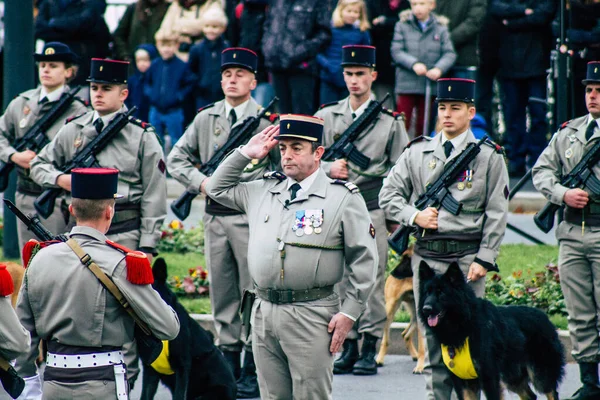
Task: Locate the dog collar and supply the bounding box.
[441,337,478,380]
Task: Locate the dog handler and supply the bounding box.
[379,78,509,400]
[532,62,600,400]
[16,168,179,399]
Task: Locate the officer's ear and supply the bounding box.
[119,86,129,103]
[105,203,115,221]
[467,103,476,121]
[68,203,75,217]
[250,77,257,91]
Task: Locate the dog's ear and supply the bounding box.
[419,260,436,282]
[152,257,168,284]
[443,262,466,286]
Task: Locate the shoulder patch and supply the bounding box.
[560,120,572,130]
[263,171,287,182]
[406,135,431,148]
[105,239,154,285]
[319,101,340,110]
[66,113,86,124]
[75,97,89,107]
[382,108,404,120]
[331,179,360,193]
[128,117,152,130]
[197,102,215,114]
[483,138,504,154]
[263,111,279,123]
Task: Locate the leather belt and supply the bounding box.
[255,285,334,304]
[565,204,600,226]
[16,178,43,196]
[419,239,480,254]
[205,197,243,216]
[357,179,383,211]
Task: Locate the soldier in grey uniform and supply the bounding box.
[16,167,179,400]
[167,47,277,397]
[205,115,378,400]
[379,78,509,400]
[315,44,408,376]
[28,58,167,386]
[532,62,600,400]
[0,42,88,250]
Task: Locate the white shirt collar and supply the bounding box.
[39,85,65,103]
[587,114,600,127]
[441,129,469,149]
[224,99,250,124]
[286,167,321,197]
[92,108,123,127]
[349,94,375,119]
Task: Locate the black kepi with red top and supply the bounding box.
[87,58,130,85]
[221,47,258,74]
[341,45,376,68]
[436,78,476,103]
[71,167,124,200]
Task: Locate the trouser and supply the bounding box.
[396,93,435,138]
[43,380,118,400]
[204,213,252,352]
[412,251,486,400]
[16,191,70,252]
[556,221,600,363]
[338,209,387,340]
[252,296,338,399]
[271,71,317,115]
[149,107,184,150]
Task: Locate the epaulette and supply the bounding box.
[129,117,152,130]
[105,240,153,285]
[263,171,286,182]
[22,239,61,268]
[75,97,90,107]
[560,120,573,130]
[331,179,360,193]
[382,108,404,120]
[66,113,86,124]
[483,138,504,154]
[0,264,13,296]
[406,135,431,148]
[319,101,340,110]
[197,102,215,114]
[263,111,279,123]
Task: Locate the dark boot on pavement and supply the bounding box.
[333,338,359,374]
[566,362,600,400]
[222,349,242,380]
[353,333,379,375]
[236,351,260,399]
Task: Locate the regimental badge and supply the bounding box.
[214,127,221,136]
[233,53,237,59]
[569,134,576,143]
[369,223,376,238]
[429,159,436,169]
[565,148,573,159]
[100,66,103,72]
[74,137,83,148]
[251,159,259,165]
[44,47,55,55]
[596,67,598,74]
[19,118,28,129]
[448,86,452,92]
[23,106,30,116]
[287,123,291,129]
[352,51,356,57]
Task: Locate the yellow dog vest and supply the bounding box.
[150,340,175,375]
[441,338,478,380]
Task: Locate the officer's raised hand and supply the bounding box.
[564,188,589,209]
[415,207,438,229]
[242,125,280,159]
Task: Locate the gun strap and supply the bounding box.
[0,357,10,372]
[65,239,153,336]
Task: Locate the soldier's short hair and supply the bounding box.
[71,198,115,222]
[311,142,321,152]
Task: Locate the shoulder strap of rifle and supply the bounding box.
[65,238,152,336]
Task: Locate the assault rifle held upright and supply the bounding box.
[33,107,137,219]
[534,138,600,233]
[387,136,489,254]
[170,97,278,220]
[0,86,82,192]
[322,93,391,169]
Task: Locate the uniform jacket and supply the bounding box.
[206,150,378,320]
[379,131,509,265]
[0,86,89,191]
[391,11,457,95]
[167,98,278,192]
[0,297,30,361]
[17,226,179,349]
[314,97,409,186]
[29,106,167,250]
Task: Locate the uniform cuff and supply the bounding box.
[340,298,365,321]
[551,184,568,206]
[475,247,497,266]
[399,205,420,226]
[138,233,158,251]
[2,147,17,164]
[339,312,356,322]
[408,211,419,226]
[238,146,252,160]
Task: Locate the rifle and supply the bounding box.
[388,136,489,254]
[170,97,278,220]
[322,93,391,169]
[34,107,137,219]
[534,139,600,233]
[0,358,24,399]
[0,86,82,192]
[4,198,163,366]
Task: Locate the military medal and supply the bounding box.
[457,182,465,191]
[565,148,573,159]
[466,170,473,189]
[19,118,28,128]
[214,128,221,136]
[428,159,436,169]
[74,137,83,148]
[314,227,322,234]
[304,226,313,235]
[294,210,306,236]
[295,229,304,237]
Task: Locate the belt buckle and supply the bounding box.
[268,289,281,304]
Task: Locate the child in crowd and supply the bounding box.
[188,6,230,109]
[317,0,371,104]
[391,0,456,137]
[126,44,158,122]
[145,31,195,151]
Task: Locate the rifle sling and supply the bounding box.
[65,239,152,336]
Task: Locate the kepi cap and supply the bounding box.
[276,115,324,143]
[71,168,124,200]
[341,45,376,68]
[583,62,600,85]
[34,42,78,64]
[221,48,258,74]
[87,58,129,85]
[436,78,476,103]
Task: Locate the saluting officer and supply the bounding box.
[315,44,408,376]
[167,47,277,397]
[0,42,88,250]
[379,78,509,400]
[29,58,167,385]
[205,116,378,400]
[532,62,600,400]
[16,168,179,400]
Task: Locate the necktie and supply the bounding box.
[351,113,357,120]
[39,97,48,105]
[94,118,104,134]
[229,109,237,127]
[290,183,301,201]
[585,120,597,141]
[443,140,453,158]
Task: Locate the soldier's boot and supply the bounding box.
[566,363,600,399]
[222,350,242,380]
[352,333,379,376]
[333,339,359,375]
[236,352,260,399]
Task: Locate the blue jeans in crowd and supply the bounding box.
[149,106,184,150]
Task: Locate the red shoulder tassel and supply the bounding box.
[22,240,40,268]
[0,264,14,296]
[125,251,154,285]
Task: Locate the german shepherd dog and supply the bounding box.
[140,258,236,400]
[418,261,565,400]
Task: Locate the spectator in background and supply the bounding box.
[156,0,222,62]
[35,0,111,86]
[189,6,230,109]
[113,0,170,65]
[491,0,555,177]
[126,44,158,122]
[317,0,371,105]
[366,0,410,108]
[262,0,334,114]
[145,32,195,152]
[391,0,456,137]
